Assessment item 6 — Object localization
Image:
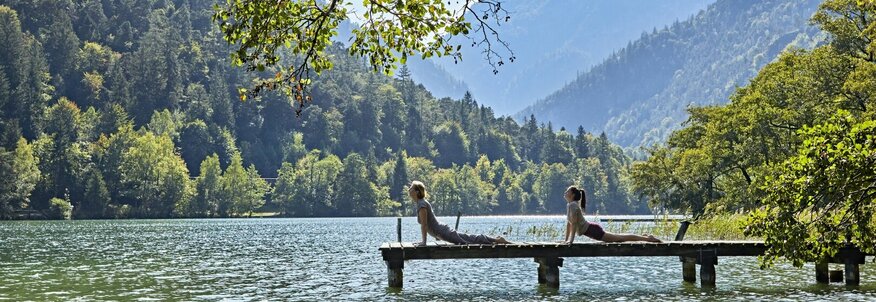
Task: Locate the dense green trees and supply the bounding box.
[272,151,344,217]
[119,132,191,218]
[746,112,876,266]
[0,1,642,220]
[190,154,221,217]
[0,138,40,218]
[0,5,51,143]
[632,0,876,265]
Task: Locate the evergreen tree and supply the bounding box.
[15,33,52,140]
[43,11,81,99]
[389,150,408,206]
[77,167,110,219]
[179,120,212,175]
[336,153,379,216]
[574,126,591,158]
[127,12,183,125]
[432,121,470,167]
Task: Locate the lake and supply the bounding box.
[0,217,874,301]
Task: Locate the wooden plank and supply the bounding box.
[387,241,771,260]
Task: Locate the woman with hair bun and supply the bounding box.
[563,186,660,243]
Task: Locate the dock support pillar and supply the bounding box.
[682,257,697,283]
[676,221,696,283]
[845,259,860,286]
[839,245,864,286]
[698,250,717,287]
[815,261,829,284]
[386,260,404,288]
[534,257,563,288]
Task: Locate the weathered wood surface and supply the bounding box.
[380,241,768,260]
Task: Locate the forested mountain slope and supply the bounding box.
[0,0,644,219]
[519,0,823,147]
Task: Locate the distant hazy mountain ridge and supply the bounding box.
[406,59,470,99]
[518,0,823,147]
[424,0,716,115]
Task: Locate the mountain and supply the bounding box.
[518,0,824,147]
[426,0,716,115]
[405,59,470,99]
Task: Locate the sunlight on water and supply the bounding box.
[0,217,874,301]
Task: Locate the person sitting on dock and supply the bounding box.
[563,186,661,243]
[409,180,510,246]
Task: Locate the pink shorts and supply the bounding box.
[583,222,605,240]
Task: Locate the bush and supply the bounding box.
[49,198,73,220]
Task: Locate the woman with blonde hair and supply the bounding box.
[409,180,510,246]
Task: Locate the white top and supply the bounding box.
[566,201,590,235]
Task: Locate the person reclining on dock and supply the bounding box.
[409,180,510,246]
[563,186,661,244]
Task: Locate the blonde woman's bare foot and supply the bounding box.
[495,236,511,244]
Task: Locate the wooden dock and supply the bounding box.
[379,222,869,289]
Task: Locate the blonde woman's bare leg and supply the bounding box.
[601,232,661,243]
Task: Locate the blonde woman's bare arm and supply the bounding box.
[417,207,429,245]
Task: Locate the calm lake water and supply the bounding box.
[1,217,874,301]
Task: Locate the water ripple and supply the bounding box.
[0,217,874,301]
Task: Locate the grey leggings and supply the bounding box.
[438,229,496,244]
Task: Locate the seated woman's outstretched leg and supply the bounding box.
[601,232,661,243]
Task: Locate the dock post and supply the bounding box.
[396,217,402,242]
[698,250,717,287]
[534,257,563,288]
[674,221,691,241]
[815,261,829,284]
[675,221,695,283]
[844,258,860,286]
[682,258,697,282]
[386,260,404,288]
[839,245,864,286]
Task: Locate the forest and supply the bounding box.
[0,0,642,219]
[630,0,875,265]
